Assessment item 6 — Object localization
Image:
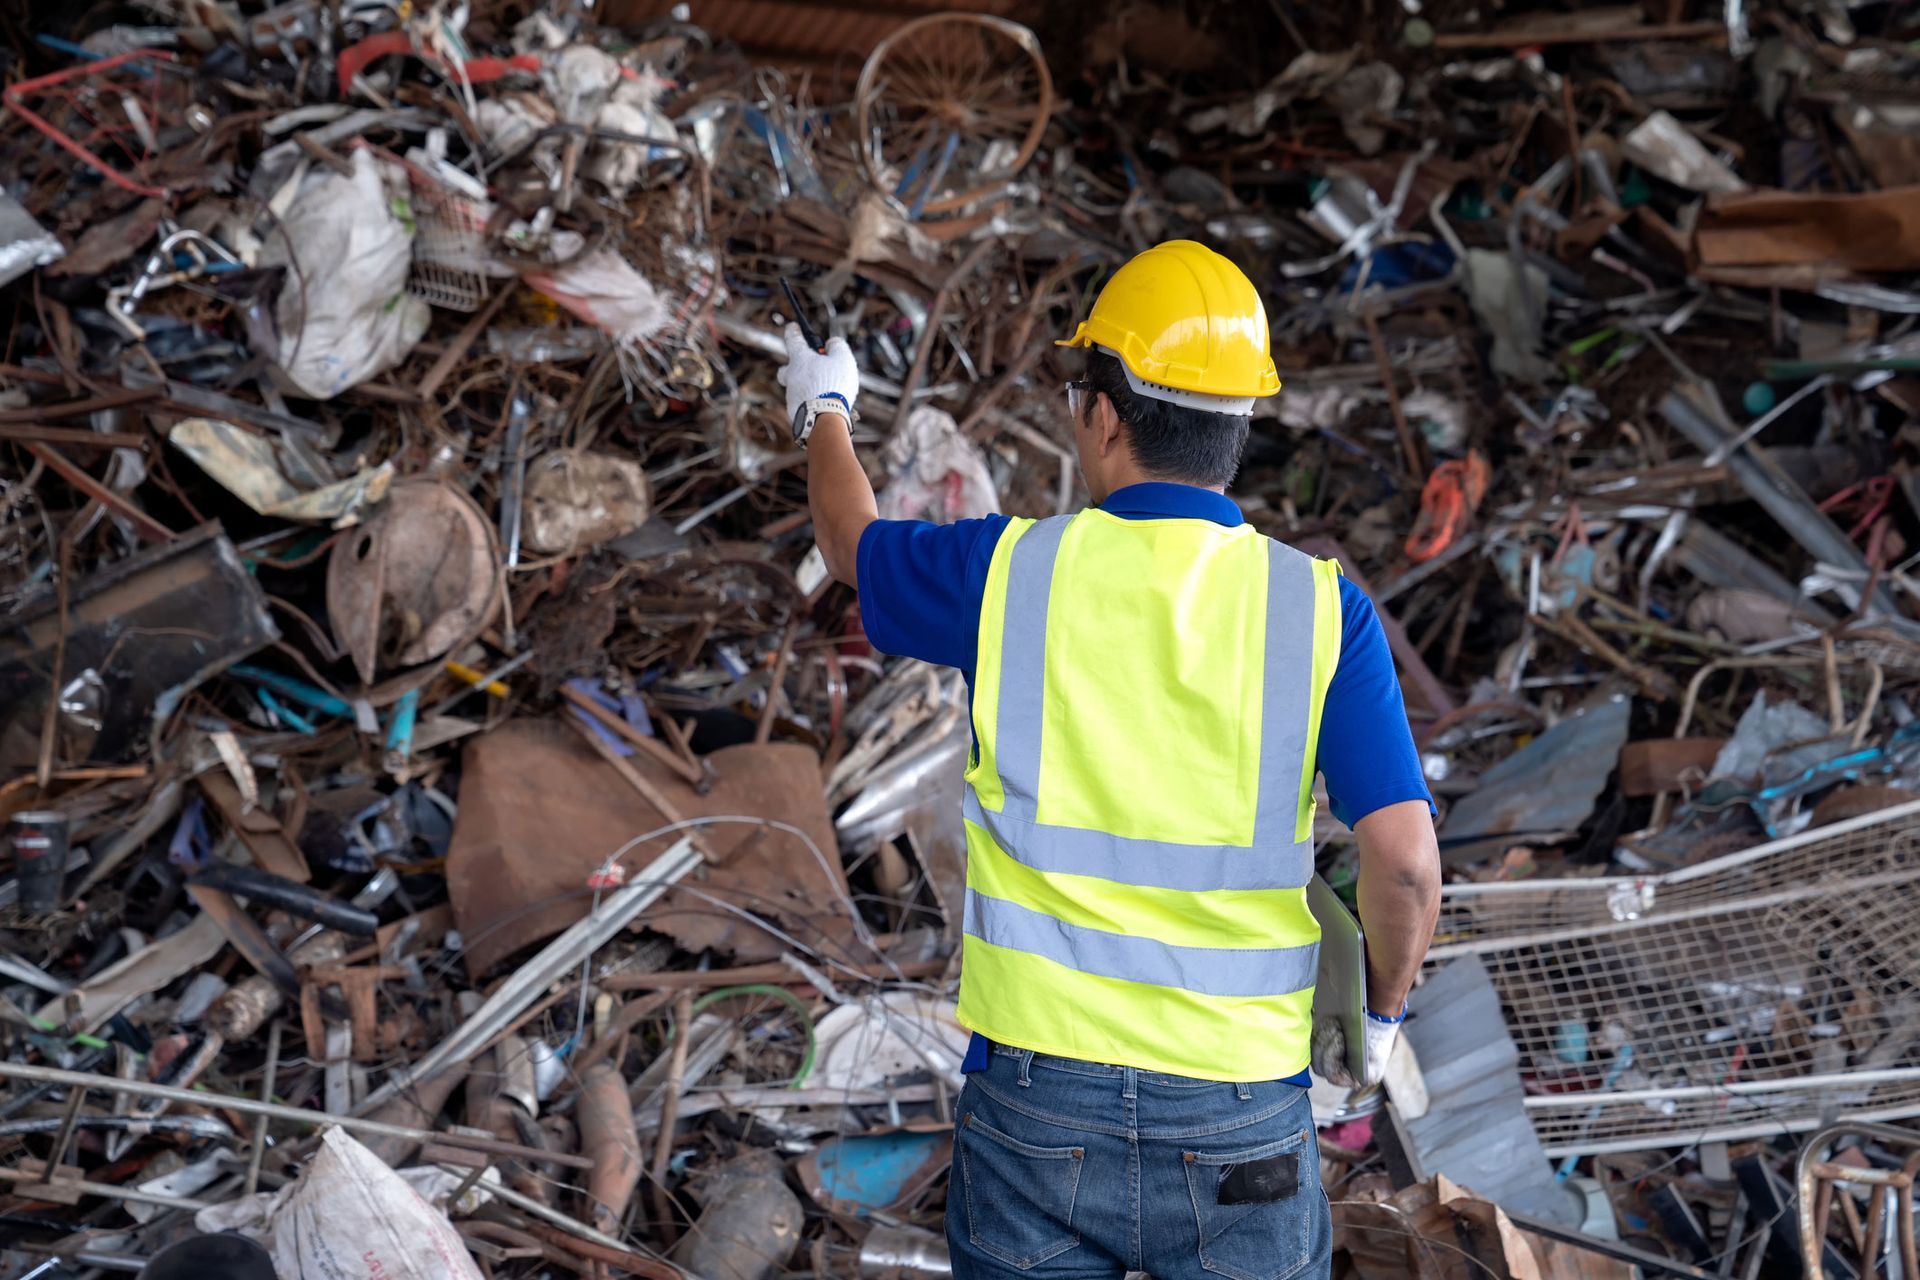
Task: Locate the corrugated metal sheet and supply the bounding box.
[603,0,1030,68]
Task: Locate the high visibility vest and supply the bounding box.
[956,508,1343,1082]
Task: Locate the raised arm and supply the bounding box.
[779,323,874,587]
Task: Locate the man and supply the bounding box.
[781,240,1440,1280]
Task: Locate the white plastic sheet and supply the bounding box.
[260,149,430,399]
[523,246,667,346]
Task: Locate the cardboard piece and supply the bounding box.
[1694,184,1920,280]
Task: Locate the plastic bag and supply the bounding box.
[876,407,999,524]
[196,1128,483,1280]
[260,149,430,399]
[523,246,667,346]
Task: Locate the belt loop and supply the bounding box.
[1235,1081,1253,1101]
[1121,1066,1138,1100]
[1016,1049,1034,1088]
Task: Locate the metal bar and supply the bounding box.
[1507,1208,1719,1279]
[1430,865,1920,959]
[1659,388,1901,617]
[561,685,704,786]
[0,1060,592,1169]
[1373,534,1481,604]
[0,425,147,447]
[0,389,155,424]
[45,1085,86,1170]
[245,1019,282,1196]
[1362,309,1425,482]
[1538,1095,1920,1158]
[23,442,177,542]
[1436,797,1920,899]
[1527,1067,1920,1106]
[353,838,702,1117]
[1429,19,1727,48]
[438,1163,633,1253]
[0,1163,212,1211]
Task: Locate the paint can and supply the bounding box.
[9,811,68,914]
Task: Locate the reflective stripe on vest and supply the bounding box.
[954,510,1341,1082]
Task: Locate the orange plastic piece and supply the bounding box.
[1404,449,1491,563]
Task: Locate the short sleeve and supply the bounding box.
[856,515,1010,674]
[1316,577,1434,828]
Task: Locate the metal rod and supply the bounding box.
[0,1060,592,1169]
[45,1078,86,1171]
[1506,1208,1718,1280]
[650,989,695,1246]
[246,1019,282,1196]
[1432,866,1920,959]
[1527,1066,1920,1106]
[0,1164,213,1211]
[1659,388,1900,617]
[1438,797,1920,897]
[353,838,702,1118]
[438,1162,634,1254]
[561,685,704,786]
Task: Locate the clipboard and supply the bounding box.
[1307,874,1368,1082]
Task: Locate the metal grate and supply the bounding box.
[1428,799,1920,1155]
[402,164,492,314]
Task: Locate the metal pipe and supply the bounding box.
[353,838,701,1118]
[0,1060,591,1169]
[1659,389,1901,617]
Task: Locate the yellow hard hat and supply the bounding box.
[1056,240,1281,412]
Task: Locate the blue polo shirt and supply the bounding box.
[855,481,1432,1084]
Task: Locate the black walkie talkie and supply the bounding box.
[780,276,841,442]
[780,275,824,353]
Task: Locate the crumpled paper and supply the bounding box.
[877,407,999,525]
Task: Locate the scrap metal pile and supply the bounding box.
[3,0,1920,1275]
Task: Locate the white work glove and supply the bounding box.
[1311,1006,1406,1089]
[776,323,859,444]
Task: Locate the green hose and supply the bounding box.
[689,983,817,1089]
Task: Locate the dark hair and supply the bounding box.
[1086,350,1251,488]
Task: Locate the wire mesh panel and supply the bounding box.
[1428,800,1920,1154]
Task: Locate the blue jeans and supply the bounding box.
[946,1047,1332,1280]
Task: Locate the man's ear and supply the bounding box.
[1094,393,1124,458]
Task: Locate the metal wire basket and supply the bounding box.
[1427,799,1920,1155]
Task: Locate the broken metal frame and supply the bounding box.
[1795,1121,1920,1277]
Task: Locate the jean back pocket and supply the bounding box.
[958,1111,1086,1270]
[1182,1128,1316,1280]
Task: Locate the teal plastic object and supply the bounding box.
[1743,381,1776,415]
[803,1130,949,1218]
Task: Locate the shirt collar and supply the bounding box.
[1098,482,1245,528]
